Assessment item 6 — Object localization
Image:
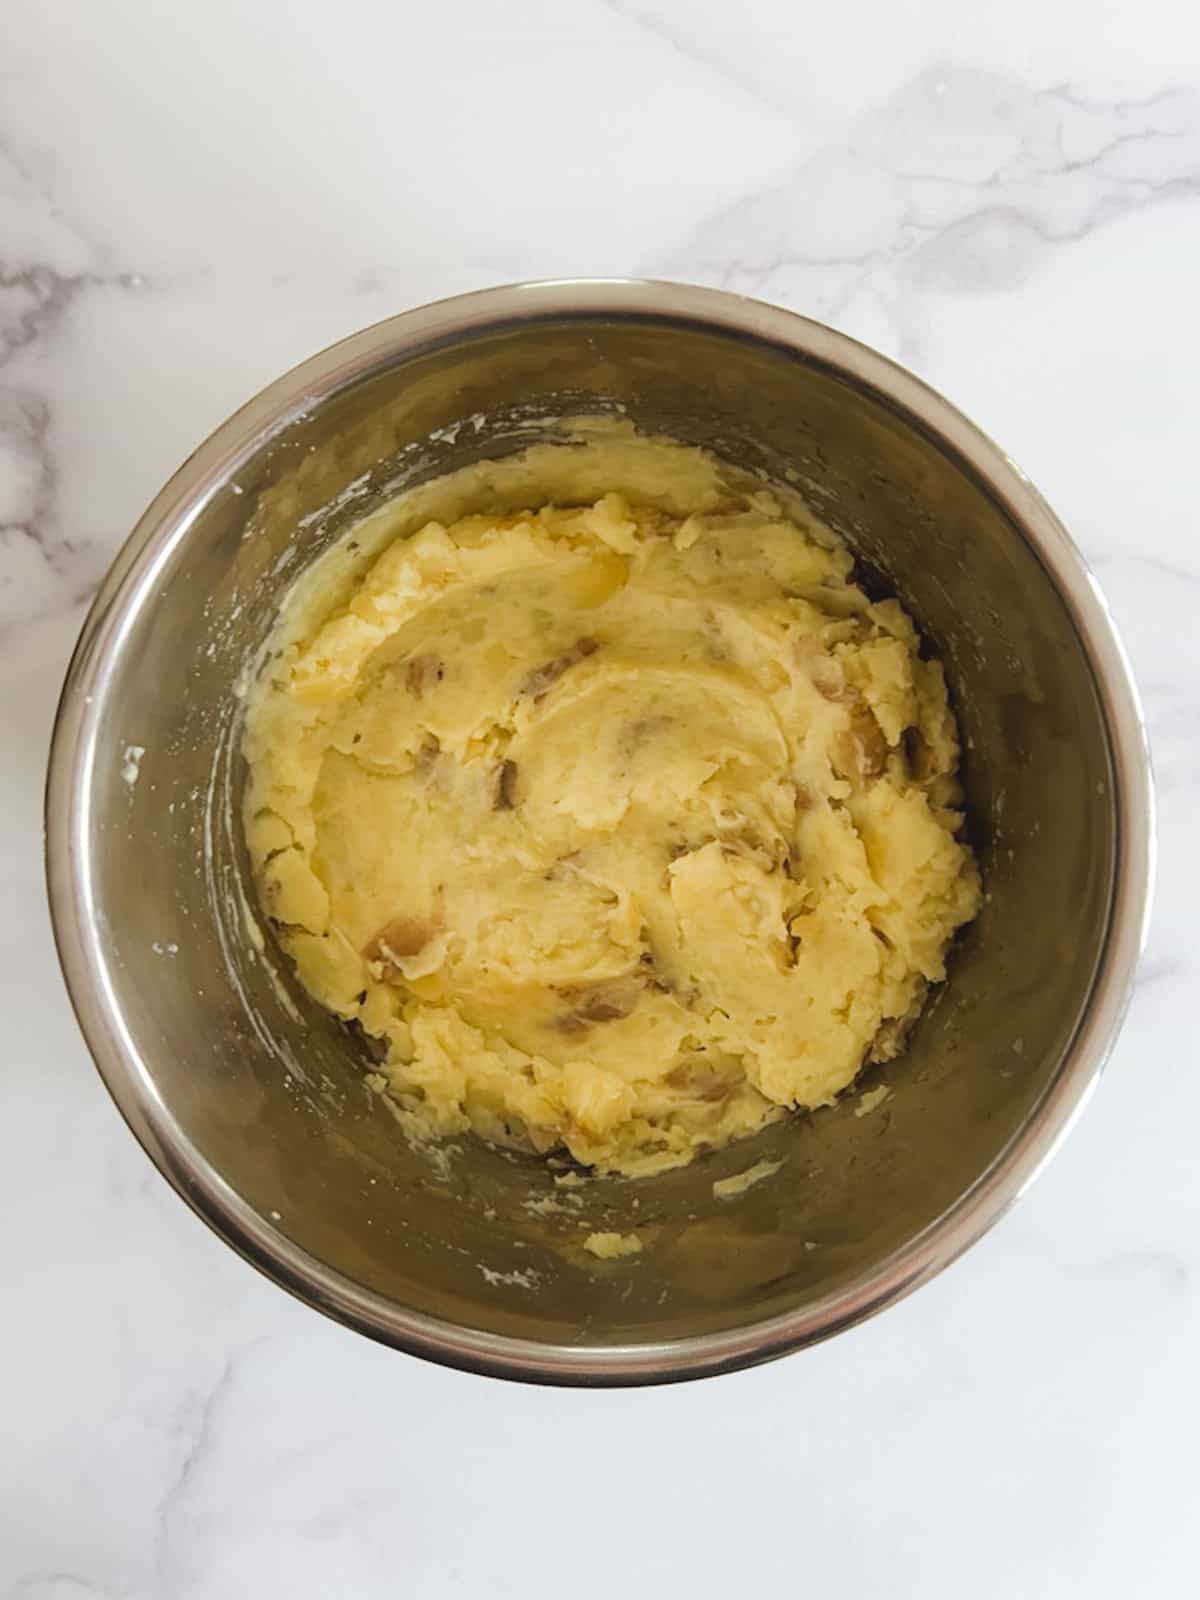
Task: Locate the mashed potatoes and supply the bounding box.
[243,425,980,1177]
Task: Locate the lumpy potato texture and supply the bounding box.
[243,427,980,1177]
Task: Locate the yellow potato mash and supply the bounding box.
[243,424,980,1177]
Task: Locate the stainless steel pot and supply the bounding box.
[44,280,1153,1384]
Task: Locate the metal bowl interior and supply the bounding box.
[45,282,1152,1383]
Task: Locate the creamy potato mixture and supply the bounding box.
[243,425,980,1177]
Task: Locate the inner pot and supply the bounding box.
[46,283,1147,1384]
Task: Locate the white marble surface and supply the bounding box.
[2,0,1197,1593]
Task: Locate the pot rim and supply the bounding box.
[44,278,1155,1385]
